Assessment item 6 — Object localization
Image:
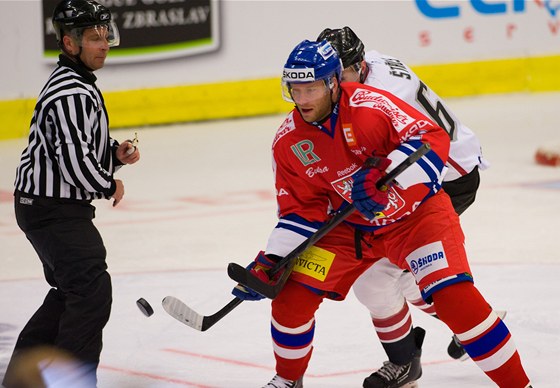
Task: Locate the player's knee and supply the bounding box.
[272,281,322,325]
[353,273,404,316]
[354,289,404,318]
[352,278,376,306]
[431,281,491,332]
[86,271,112,319]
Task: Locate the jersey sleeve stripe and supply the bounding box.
[388,141,446,190]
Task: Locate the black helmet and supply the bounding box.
[52,0,118,46]
[317,26,365,68]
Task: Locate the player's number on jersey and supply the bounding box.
[416,81,457,141]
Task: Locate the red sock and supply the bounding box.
[271,281,323,381]
[432,282,530,388]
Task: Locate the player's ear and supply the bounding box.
[331,76,341,103]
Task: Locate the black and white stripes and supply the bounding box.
[15,55,119,201]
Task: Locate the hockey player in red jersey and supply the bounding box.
[232,39,531,388]
[316,26,494,386]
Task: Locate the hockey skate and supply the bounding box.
[363,327,424,388]
[447,334,469,361]
[262,374,303,388]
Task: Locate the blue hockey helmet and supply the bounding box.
[281,39,343,102]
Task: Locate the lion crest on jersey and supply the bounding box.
[331,173,405,220]
[331,175,354,202]
[382,189,406,218]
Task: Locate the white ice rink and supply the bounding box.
[1,92,559,387]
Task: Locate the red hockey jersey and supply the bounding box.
[265,82,450,258]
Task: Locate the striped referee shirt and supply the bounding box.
[15,55,121,201]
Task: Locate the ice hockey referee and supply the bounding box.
[3,1,140,387]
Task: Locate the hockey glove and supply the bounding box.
[351,157,392,220]
[231,251,280,301]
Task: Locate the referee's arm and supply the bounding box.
[52,94,116,197]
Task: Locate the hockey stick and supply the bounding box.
[162,295,243,331]
[228,142,431,299]
[163,143,430,331]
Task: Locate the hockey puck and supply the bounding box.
[136,298,154,317]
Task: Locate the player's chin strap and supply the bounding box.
[359,63,369,84]
[309,102,338,135]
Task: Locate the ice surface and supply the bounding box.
[1,93,559,387]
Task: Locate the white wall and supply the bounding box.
[1,0,559,100]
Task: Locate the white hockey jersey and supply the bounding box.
[362,50,488,181]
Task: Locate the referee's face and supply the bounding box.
[79,26,110,71]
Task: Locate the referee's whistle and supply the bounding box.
[126,132,139,155]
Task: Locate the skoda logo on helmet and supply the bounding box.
[283,68,315,82]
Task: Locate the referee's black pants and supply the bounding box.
[6,192,112,380]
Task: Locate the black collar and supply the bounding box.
[57,54,97,85]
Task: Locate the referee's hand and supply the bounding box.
[116,140,140,165]
[112,179,124,207]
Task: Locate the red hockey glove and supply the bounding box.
[351,157,392,220]
[231,251,280,301]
